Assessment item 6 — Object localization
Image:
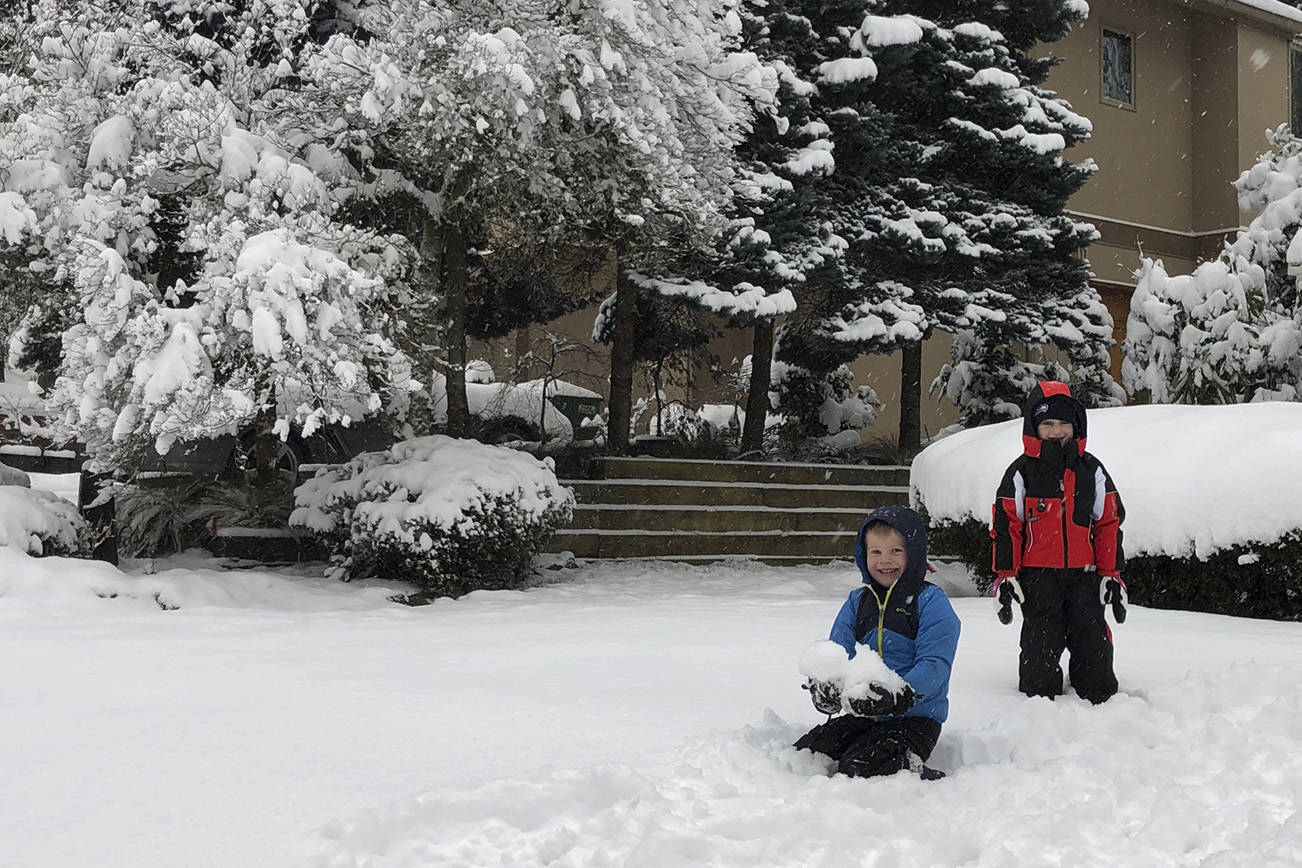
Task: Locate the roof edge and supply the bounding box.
[1192,0,1302,34]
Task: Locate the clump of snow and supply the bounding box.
[798,638,908,702]
[912,403,1302,559]
[843,645,908,695]
[0,486,89,557]
[857,15,926,48]
[797,639,849,683]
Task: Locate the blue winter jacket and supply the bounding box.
[828,505,961,723]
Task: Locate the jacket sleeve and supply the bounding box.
[898,587,960,699]
[1090,460,1125,577]
[991,463,1024,578]
[828,589,861,655]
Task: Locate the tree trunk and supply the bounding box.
[253,381,281,486]
[899,340,922,459]
[606,270,637,454]
[441,223,471,438]
[741,318,774,455]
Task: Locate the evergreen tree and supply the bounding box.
[774,2,1120,447]
[599,0,841,455]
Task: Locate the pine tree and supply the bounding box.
[598,0,841,455]
[773,2,1120,446]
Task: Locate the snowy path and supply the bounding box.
[1,552,1299,867]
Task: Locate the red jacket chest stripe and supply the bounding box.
[1020,469,1096,569]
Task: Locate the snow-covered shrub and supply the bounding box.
[0,487,90,557]
[290,436,574,598]
[465,361,496,385]
[770,360,879,440]
[1123,125,1302,404]
[1123,258,1292,403]
[647,403,713,440]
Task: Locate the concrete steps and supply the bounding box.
[547,457,911,562]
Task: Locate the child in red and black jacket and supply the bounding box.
[991,381,1126,704]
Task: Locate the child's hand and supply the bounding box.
[803,679,842,715]
[844,681,915,717]
[1100,576,1127,624]
[993,574,1024,625]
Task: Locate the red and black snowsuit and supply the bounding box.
[991,381,1125,703]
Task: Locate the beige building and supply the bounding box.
[1047,0,1302,376]
[474,0,1302,441]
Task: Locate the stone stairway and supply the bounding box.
[547,457,912,563]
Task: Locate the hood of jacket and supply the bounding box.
[854,505,928,597]
[1021,380,1088,458]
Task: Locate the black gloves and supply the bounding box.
[994,575,1023,625]
[845,682,915,718]
[803,679,842,715]
[1100,576,1128,624]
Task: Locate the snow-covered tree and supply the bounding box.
[294,0,774,447]
[0,1,419,473]
[603,0,847,455]
[1123,124,1302,404]
[771,1,1119,442]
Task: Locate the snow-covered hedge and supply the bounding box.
[0,486,91,557]
[912,403,1302,618]
[290,436,574,598]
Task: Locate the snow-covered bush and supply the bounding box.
[290,436,574,598]
[0,487,90,557]
[428,371,573,449]
[647,403,713,441]
[934,333,1124,427]
[1123,258,1292,403]
[1123,124,1302,404]
[770,360,879,440]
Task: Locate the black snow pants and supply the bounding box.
[794,714,941,778]
[1018,567,1117,703]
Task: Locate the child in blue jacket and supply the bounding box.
[795,505,961,778]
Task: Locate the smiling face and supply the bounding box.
[863,524,908,589]
[1036,418,1075,444]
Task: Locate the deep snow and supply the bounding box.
[2,550,1299,868]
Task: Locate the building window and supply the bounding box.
[1101,28,1135,109]
[1291,45,1302,133]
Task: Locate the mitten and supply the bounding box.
[803,679,842,715]
[890,683,916,716]
[844,682,897,718]
[993,574,1024,625]
[1100,576,1127,624]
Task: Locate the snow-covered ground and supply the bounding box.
[3,550,1300,868]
